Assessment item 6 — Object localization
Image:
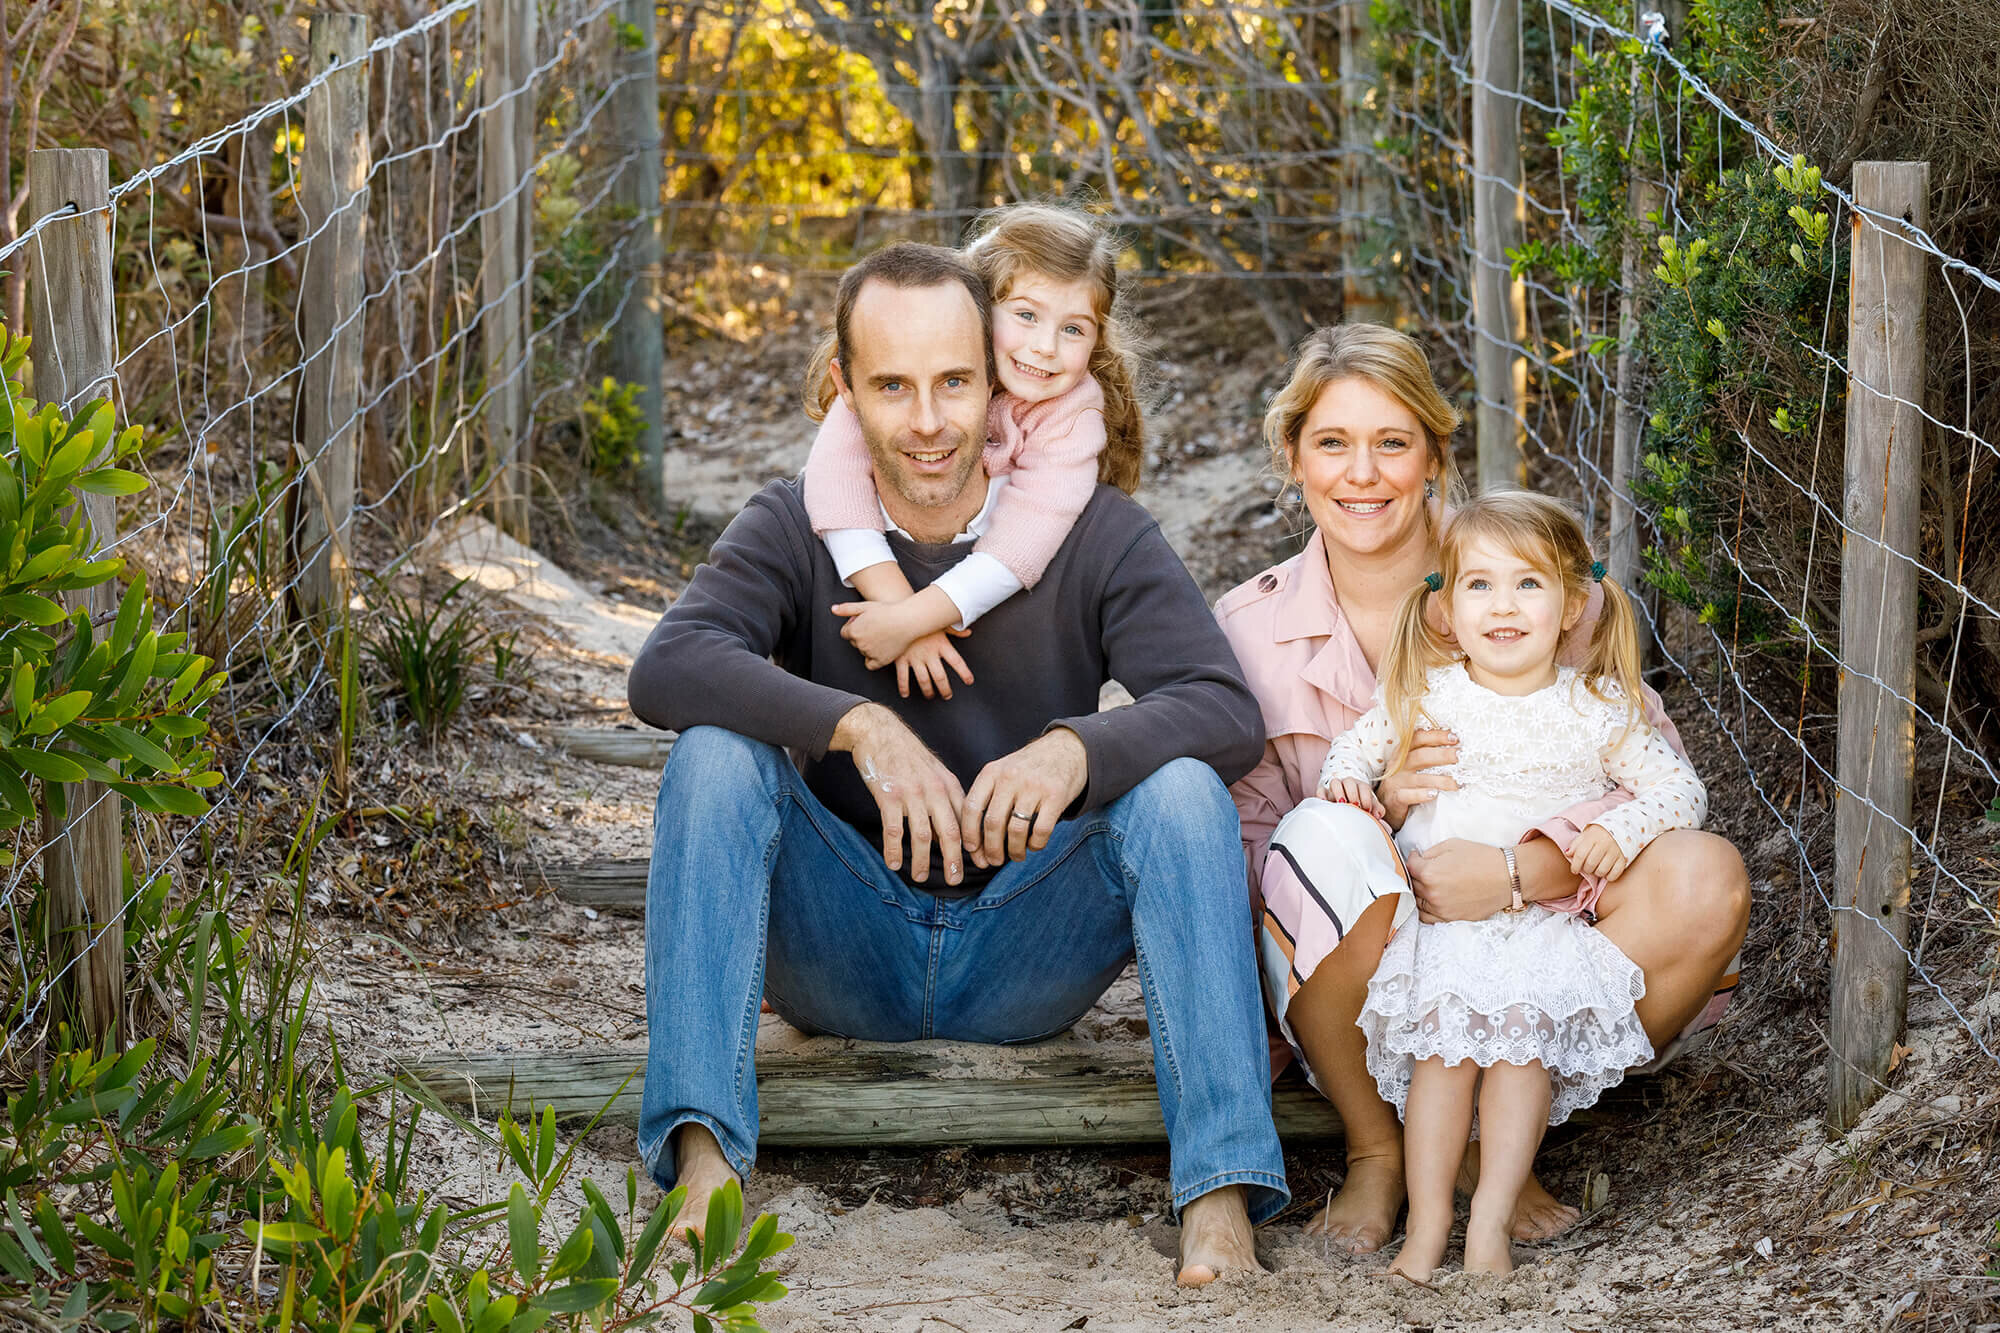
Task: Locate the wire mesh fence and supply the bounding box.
[2,0,653,1057]
[666,0,2000,1121]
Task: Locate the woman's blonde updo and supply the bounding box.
[1261,323,1464,508]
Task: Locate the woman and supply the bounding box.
[1215,325,1749,1252]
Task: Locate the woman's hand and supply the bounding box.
[1316,776,1387,819]
[1375,727,1460,829]
[1403,838,1511,923]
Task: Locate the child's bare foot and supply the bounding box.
[1386,1233,1446,1283]
[1456,1144,1579,1241]
[1304,1150,1405,1254]
[1462,1211,1515,1275]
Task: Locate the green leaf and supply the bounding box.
[5,1190,56,1277]
[0,764,35,820]
[71,468,149,496]
[526,1278,618,1315]
[25,690,91,736]
[31,1196,73,1275]
[6,746,84,784]
[45,427,97,480]
[110,581,144,660]
[426,1293,466,1333]
[187,1123,257,1161]
[702,1180,743,1272]
[0,594,64,626]
[628,1187,683,1280]
[246,1219,327,1245]
[506,1185,540,1285]
[113,782,209,818]
[50,1085,137,1124]
[99,724,178,776]
[543,1221,593,1283]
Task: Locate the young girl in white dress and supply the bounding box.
[1316,491,1707,1281]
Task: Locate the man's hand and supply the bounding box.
[1315,776,1387,820]
[829,702,966,886]
[960,728,1088,869]
[1375,727,1460,829]
[1403,838,1512,923]
[1567,824,1629,881]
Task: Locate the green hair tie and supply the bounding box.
[1589,559,1607,582]
[1423,571,1443,592]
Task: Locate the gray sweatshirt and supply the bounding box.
[627,477,1265,895]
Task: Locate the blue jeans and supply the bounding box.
[638,726,1289,1224]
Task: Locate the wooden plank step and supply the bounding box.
[541,858,648,910]
[545,726,673,768]
[397,1044,1348,1147]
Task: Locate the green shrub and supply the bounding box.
[363,576,522,742]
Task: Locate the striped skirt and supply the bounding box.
[1259,798,1737,1091]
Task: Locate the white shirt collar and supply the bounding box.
[879,473,1010,545]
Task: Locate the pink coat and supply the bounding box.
[1214,527,1687,917]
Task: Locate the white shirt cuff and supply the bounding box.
[930,552,1022,629]
[823,529,897,586]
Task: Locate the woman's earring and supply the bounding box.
[1424,476,1437,501]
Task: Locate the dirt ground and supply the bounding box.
[306,302,2000,1331]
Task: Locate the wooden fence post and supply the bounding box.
[609,0,665,512]
[1339,0,1396,327]
[27,149,124,1048]
[292,13,370,623]
[1470,0,1526,492]
[482,0,534,541]
[1609,177,1663,664]
[1827,161,1928,1131]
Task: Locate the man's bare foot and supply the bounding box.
[1176,1185,1263,1287]
[1461,1210,1514,1275]
[1304,1150,1405,1254]
[1455,1145,1578,1242]
[668,1123,740,1243]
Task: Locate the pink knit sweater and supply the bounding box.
[801,377,1108,590]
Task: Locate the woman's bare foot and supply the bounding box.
[1176,1186,1264,1287]
[668,1123,740,1243]
[1304,1150,1405,1254]
[1462,1210,1514,1275]
[1455,1145,1578,1241]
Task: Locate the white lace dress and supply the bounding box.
[1320,663,1708,1129]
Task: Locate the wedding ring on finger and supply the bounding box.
[1009,810,1034,822]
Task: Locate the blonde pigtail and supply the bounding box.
[1381,578,1454,773]
[1581,572,1647,732]
[801,330,840,423]
[1090,314,1146,494]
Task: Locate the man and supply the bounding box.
[627,241,1287,1285]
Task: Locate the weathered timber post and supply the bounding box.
[609,0,665,512]
[292,13,370,623]
[1339,0,1396,326]
[1827,161,1928,1131]
[1609,177,1663,664]
[482,0,535,541]
[27,149,123,1047]
[1470,0,1527,491]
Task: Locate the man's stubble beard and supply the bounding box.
[863,423,983,514]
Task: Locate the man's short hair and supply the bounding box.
[834,241,995,384]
